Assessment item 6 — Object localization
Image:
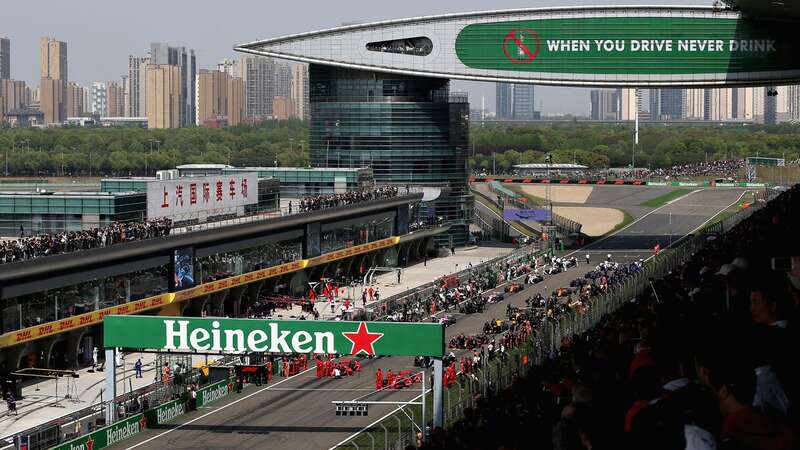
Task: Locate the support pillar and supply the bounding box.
[104,348,117,424]
[433,358,444,429]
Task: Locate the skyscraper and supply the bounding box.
[495,83,511,119]
[65,82,85,117]
[273,62,292,100]
[732,87,754,120]
[126,55,149,117]
[704,88,733,121]
[107,81,125,117]
[788,85,800,121]
[40,37,68,125]
[1,79,26,122]
[91,82,107,116]
[495,83,536,120]
[619,88,639,121]
[683,89,705,120]
[291,64,309,121]
[150,43,196,126]
[0,37,10,80]
[648,89,660,119]
[659,89,683,120]
[146,64,181,129]
[197,69,245,127]
[240,56,275,118]
[590,89,617,120]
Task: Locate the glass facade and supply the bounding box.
[309,65,472,246]
[320,215,394,254]
[1,265,168,333]
[195,237,303,284]
[0,192,147,236]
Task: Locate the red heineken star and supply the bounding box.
[342,322,384,356]
[86,436,94,450]
[139,415,147,429]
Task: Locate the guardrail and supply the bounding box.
[334,183,777,450]
[485,181,582,236]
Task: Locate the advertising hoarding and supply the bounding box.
[503,208,552,222]
[104,316,445,357]
[456,17,799,75]
[146,173,258,219]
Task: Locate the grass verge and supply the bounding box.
[638,189,692,208]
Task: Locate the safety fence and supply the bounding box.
[334,182,776,450]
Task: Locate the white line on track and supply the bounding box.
[123,366,316,449]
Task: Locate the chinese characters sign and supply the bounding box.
[146,174,258,219]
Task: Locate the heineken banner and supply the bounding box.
[455,17,799,75]
[196,378,235,408]
[144,398,187,427]
[104,316,445,358]
[52,414,145,450]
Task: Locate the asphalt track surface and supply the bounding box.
[113,189,745,450]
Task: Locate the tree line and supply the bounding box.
[0,121,798,177]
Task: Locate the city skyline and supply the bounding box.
[1,0,701,116]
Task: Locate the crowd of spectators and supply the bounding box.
[647,159,745,180]
[295,186,399,212]
[422,184,799,450]
[0,219,172,265]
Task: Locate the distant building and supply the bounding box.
[1,79,27,122]
[91,82,107,116]
[590,89,618,120]
[291,64,309,121]
[272,96,294,120]
[0,37,10,80]
[40,37,68,125]
[683,89,705,120]
[660,89,683,120]
[704,88,733,121]
[3,108,44,128]
[496,83,537,120]
[107,81,125,117]
[146,64,181,129]
[65,81,85,117]
[648,89,660,118]
[150,43,196,127]
[240,56,275,118]
[126,55,149,117]
[197,69,245,127]
[619,88,639,121]
[732,87,754,120]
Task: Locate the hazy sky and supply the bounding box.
[2,0,699,115]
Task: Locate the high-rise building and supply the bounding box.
[1,79,26,122]
[146,64,181,129]
[309,65,472,246]
[272,96,294,120]
[648,89,660,118]
[788,85,800,121]
[240,56,275,118]
[590,89,618,120]
[683,89,705,120]
[197,69,245,127]
[107,81,125,117]
[495,83,537,120]
[150,43,196,126]
[40,37,68,125]
[0,37,10,80]
[291,64,309,121]
[217,58,241,78]
[619,88,639,121]
[91,82,107,116]
[704,88,733,121]
[274,62,292,100]
[495,83,511,119]
[732,87,754,120]
[65,82,85,117]
[126,55,149,117]
[659,89,683,120]
[764,85,790,124]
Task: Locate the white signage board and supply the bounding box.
[146,174,258,219]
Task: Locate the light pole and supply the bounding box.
[668,212,672,248]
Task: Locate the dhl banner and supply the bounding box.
[0,237,400,348]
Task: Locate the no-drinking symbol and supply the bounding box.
[502,29,541,64]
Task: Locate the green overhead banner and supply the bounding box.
[104,316,445,357]
[455,17,799,74]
